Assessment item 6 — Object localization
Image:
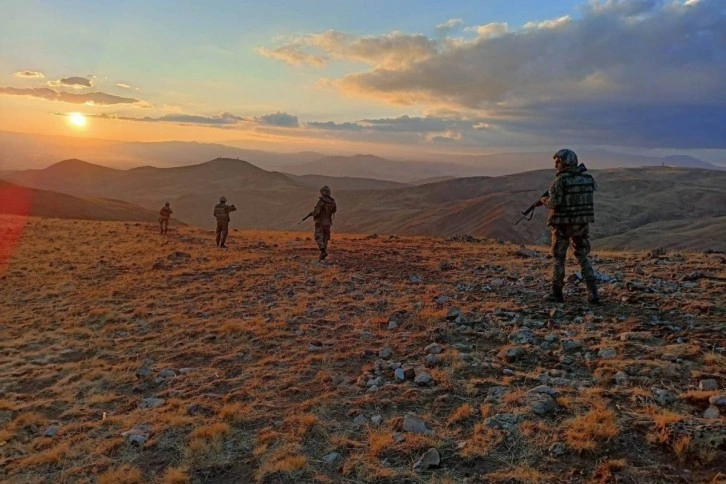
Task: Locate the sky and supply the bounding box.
[1,0,724,161]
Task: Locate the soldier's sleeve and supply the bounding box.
[227,205,237,213]
[542,178,563,209]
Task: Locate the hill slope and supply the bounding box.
[0,219,724,482]
[0,180,162,222]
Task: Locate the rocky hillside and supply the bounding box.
[0,217,723,482]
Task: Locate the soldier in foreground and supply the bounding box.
[304,186,337,260]
[213,196,236,248]
[159,202,172,234]
[537,149,600,304]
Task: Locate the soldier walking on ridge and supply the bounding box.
[537,149,600,304]
[305,186,337,261]
[159,202,172,234]
[213,196,236,248]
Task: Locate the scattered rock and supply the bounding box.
[529,385,559,397]
[527,392,558,415]
[561,340,583,352]
[44,426,58,437]
[483,413,522,432]
[549,441,567,457]
[322,452,343,467]
[703,406,720,419]
[353,415,368,427]
[379,346,393,359]
[121,424,151,446]
[158,369,176,379]
[403,412,433,435]
[415,372,434,386]
[708,395,726,407]
[598,348,617,359]
[613,371,629,386]
[402,366,416,380]
[394,368,405,381]
[651,388,676,406]
[515,249,539,258]
[425,354,442,367]
[502,369,515,376]
[371,415,383,426]
[446,307,462,321]
[139,397,165,409]
[699,379,719,391]
[392,432,406,443]
[135,359,154,379]
[413,448,440,472]
[510,327,537,345]
[425,343,442,354]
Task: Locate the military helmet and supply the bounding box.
[219,196,227,203]
[320,185,331,196]
[164,202,170,206]
[553,149,578,166]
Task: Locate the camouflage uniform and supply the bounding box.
[309,186,337,260]
[159,203,172,234]
[540,149,599,303]
[213,197,236,248]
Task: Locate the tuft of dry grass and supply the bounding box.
[563,405,620,453]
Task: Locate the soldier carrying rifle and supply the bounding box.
[300,186,337,261]
[528,149,600,304]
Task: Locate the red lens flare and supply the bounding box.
[0,184,31,274]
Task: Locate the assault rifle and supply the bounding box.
[514,190,549,225]
[298,213,312,224]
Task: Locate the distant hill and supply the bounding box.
[2,159,724,250]
[0,180,162,222]
[278,154,485,182]
[285,173,410,190]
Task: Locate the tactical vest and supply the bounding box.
[214,203,229,221]
[315,198,336,225]
[550,173,595,225]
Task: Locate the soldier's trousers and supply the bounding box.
[159,217,169,233]
[216,220,229,246]
[314,223,331,251]
[550,224,595,288]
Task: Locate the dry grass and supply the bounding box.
[0,216,723,482]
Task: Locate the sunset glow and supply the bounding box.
[68,112,87,128]
[0,0,723,162]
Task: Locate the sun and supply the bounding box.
[68,112,87,128]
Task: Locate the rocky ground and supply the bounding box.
[0,216,724,483]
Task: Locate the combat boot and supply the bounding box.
[586,279,600,305]
[546,285,564,303]
[319,248,327,261]
[215,235,221,247]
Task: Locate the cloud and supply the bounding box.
[14,71,45,79]
[47,76,94,88]
[0,86,145,106]
[254,112,299,127]
[436,18,464,34]
[258,30,438,69]
[257,46,326,67]
[83,112,245,126]
[116,82,132,89]
[313,0,725,148]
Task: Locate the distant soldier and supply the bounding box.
[537,149,600,304]
[159,202,172,234]
[213,196,236,248]
[306,186,337,260]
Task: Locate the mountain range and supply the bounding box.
[2,157,724,250]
